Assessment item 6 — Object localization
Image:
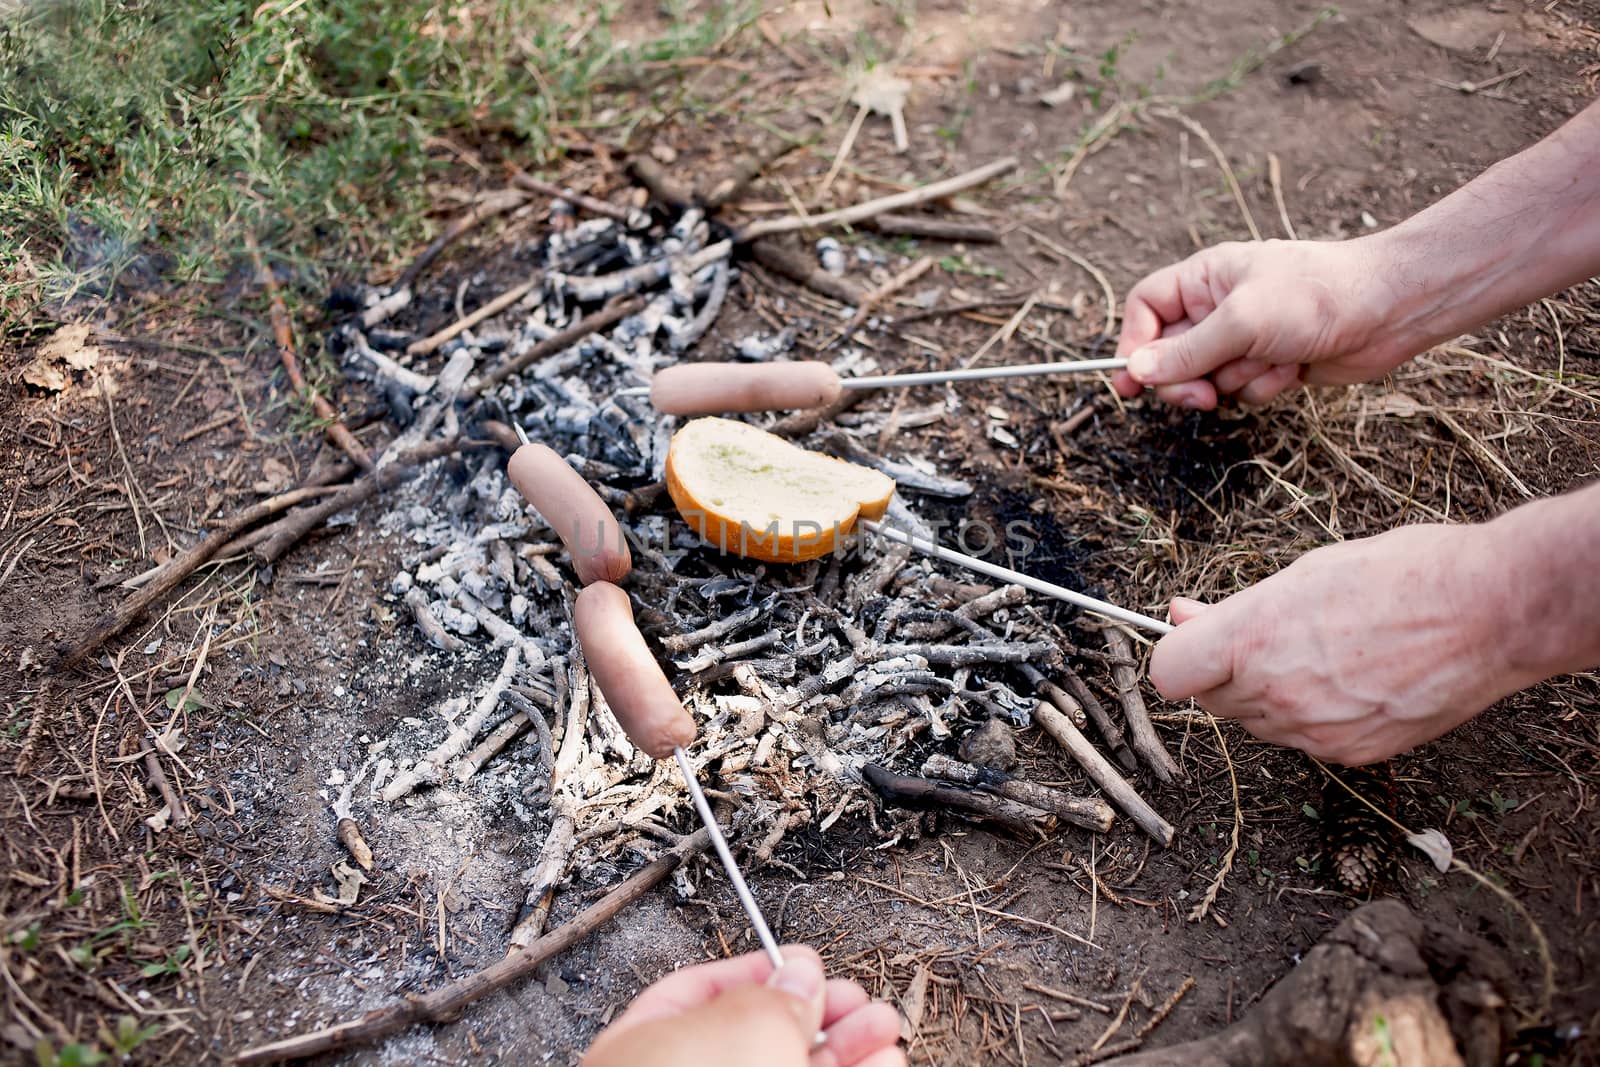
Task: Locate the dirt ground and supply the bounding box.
[4,1,1599,1064]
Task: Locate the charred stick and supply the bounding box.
[250,243,373,473]
[510,171,647,229]
[627,156,695,212]
[470,294,647,397]
[874,641,1060,668]
[405,587,461,652]
[668,257,730,353]
[406,272,544,357]
[737,156,1018,241]
[921,754,1113,833]
[252,437,489,563]
[659,603,763,653]
[1101,627,1183,783]
[58,483,343,668]
[749,241,867,307]
[395,189,529,292]
[454,590,548,670]
[1020,664,1134,771]
[232,827,713,1065]
[558,240,730,303]
[505,690,556,779]
[454,711,533,782]
[335,818,374,870]
[676,630,783,673]
[869,213,1002,243]
[862,763,1055,839]
[1032,699,1175,847]
[360,287,413,329]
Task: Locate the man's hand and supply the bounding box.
[1148,524,1531,765]
[1112,238,1405,411]
[583,946,905,1067]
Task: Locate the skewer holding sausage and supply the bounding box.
[645,357,1128,416]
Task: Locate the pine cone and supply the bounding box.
[1321,760,1399,895]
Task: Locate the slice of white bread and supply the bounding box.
[665,417,895,563]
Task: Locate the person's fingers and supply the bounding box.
[1148,604,1237,699]
[821,979,871,1028]
[1117,262,1190,355]
[1238,363,1302,405]
[1211,357,1270,396]
[1111,368,1143,399]
[767,948,828,1041]
[1154,380,1218,410]
[585,983,815,1067]
[812,1002,904,1067]
[1127,297,1257,386]
[609,949,786,1030]
[1168,596,1210,625]
[848,1049,909,1067]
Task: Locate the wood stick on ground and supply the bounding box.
[830,255,935,345]
[509,660,590,948]
[395,189,528,292]
[382,645,520,802]
[1032,700,1174,846]
[510,171,645,228]
[1153,108,1261,242]
[252,437,487,564]
[469,294,647,397]
[1020,664,1136,772]
[1101,627,1183,783]
[248,241,373,471]
[749,241,868,306]
[738,156,1018,241]
[405,587,461,652]
[142,750,188,830]
[861,763,1056,839]
[406,272,544,358]
[453,710,531,782]
[921,754,1113,832]
[627,156,695,212]
[232,827,713,1066]
[869,213,1001,243]
[1079,977,1195,1065]
[57,484,342,668]
[1099,901,1513,1066]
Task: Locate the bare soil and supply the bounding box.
[4,2,1599,1065]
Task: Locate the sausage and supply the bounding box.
[650,361,843,416]
[506,443,631,585]
[574,582,696,758]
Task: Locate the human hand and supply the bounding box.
[1147,523,1529,765]
[1112,238,1407,410]
[583,946,905,1067]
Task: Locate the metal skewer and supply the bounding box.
[860,519,1174,635]
[840,357,1127,389]
[674,747,786,970]
[507,418,785,971]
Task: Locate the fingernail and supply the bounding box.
[1180,395,1205,410]
[768,954,824,1005]
[1128,347,1158,381]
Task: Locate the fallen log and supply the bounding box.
[1101,900,1513,1067]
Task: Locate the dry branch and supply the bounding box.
[862,763,1056,838]
[1032,699,1175,846]
[395,189,529,292]
[921,754,1113,832]
[1047,666,1136,772]
[252,437,488,563]
[1101,627,1182,783]
[737,156,1018,241]
[870,214,1001,243]
[406,272,544,357]
[233,828,713,1065]
[470,295,647,397]
[749,241,868,306]
[511,171,646,228]
[57,483,341,668]
[627,156,695,211]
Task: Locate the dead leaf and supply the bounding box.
[22,360,68,392]
[1406,828,1454,873]
[1361,391,1426,418]
[899,963,931,1041]
[42,324,101,370]
[312,862,369,908]
[145,805,172,833]
[852,67,911,152]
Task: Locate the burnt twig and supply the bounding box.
[862,763,1056,839]
[470,295,647,397]
[395,189,529,292]
[921,754,1113,832]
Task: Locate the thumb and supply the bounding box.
[766,948,827,1039]
[1126,301,1253,386]
[1168,596,1210,625]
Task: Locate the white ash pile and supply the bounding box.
[314,182,1116,949]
